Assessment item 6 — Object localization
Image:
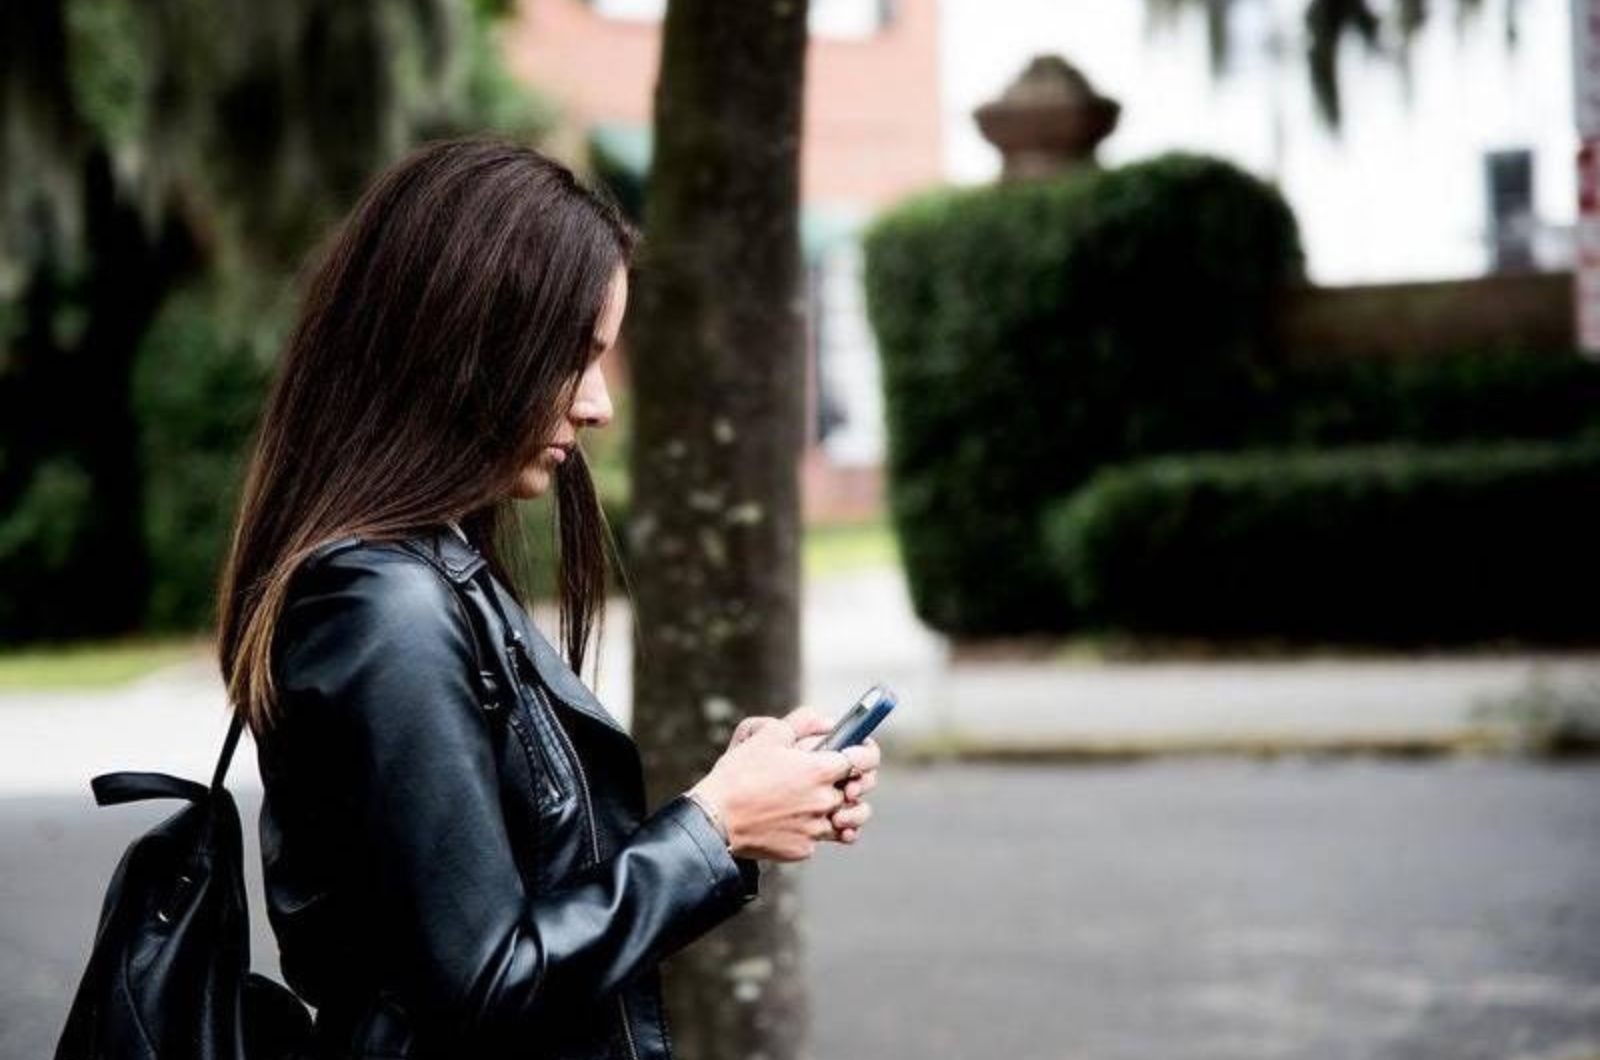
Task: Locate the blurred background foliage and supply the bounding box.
[0,0,557,641]
[862,149,1600,645]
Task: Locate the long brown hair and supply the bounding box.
[218,137,637,735]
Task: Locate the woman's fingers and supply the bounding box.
[842,769,878,802]
[829,800,872,832]
[847,739,881,773]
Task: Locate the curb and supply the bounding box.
[882,727,1531,765]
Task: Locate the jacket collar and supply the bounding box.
[411,524,628,738]
[407,523,486,583]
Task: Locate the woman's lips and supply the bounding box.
[545,445,569,464]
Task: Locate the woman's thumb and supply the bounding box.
[746,717,798,747]
[731,717,770,746]
[783,704,837,739]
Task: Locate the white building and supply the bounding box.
[938,0,1575,283]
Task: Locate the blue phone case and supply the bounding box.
[819,684,897,752]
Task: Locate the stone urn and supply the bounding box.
[974,54,1121,181]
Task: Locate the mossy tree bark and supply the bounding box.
[627,1,811,1058]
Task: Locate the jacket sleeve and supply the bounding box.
[272,547,758,1046]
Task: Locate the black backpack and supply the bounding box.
[51,712,316,1060]
[52,555,518,1060]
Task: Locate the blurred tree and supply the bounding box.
[1145,0,1520,128]
[626,1,811,1059]
[0,0,555,641]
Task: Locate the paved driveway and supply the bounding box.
[801,758,1600,1060]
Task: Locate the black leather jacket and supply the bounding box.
[255,525,760,1059]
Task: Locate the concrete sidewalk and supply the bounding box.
[798,567,1600,756]
[2,564,1596,797]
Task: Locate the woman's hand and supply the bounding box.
[783,705,879,844]
[727,707,880,841]
[691,704,883,864]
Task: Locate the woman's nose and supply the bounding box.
[572,365,614,429]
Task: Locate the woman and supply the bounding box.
[216,137,880,1060]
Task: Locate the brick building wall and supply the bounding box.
[501,0,943,210]
[501,0,944,522]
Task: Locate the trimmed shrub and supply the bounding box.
[1250,353,1600,448]
[862,152,1305,634]
[1042,441,1600,644]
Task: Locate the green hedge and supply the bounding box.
[1250,354,1600,448]
[1042,441,1600,644]
[862,152,1305,634]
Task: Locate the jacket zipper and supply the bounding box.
[502,643,563,805]
[504,693,562,806]
[450,578,562,807]
[529,675,642,1060]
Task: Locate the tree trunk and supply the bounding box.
[627,1,811,1059]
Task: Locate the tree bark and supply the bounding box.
[628,2,811,1059]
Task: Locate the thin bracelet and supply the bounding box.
[684,789,732,850]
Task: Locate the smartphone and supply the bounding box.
[818,684,897,752]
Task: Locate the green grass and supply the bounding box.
[0,635,208,692]
[803,517,901,577]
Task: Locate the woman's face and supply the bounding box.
[511,263,625,500]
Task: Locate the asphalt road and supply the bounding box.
[5,758,1598,1060]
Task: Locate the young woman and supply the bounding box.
[216,138,879,1060]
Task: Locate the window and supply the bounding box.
[588,0,894,38]
[589,0,662,20]
[810,0,894,39]
[812,240,885,466]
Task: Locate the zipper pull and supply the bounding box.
[477,668,504,714]
[506,630,537,680]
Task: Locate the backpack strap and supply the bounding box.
[211,712,247,793]
[93,770,212,806]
